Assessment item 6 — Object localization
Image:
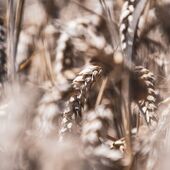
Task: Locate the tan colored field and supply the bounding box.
[0,0,170,170]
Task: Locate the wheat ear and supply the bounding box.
[135,66,158,126]
[59,64,103,137]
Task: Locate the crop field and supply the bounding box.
[0,0,170,170]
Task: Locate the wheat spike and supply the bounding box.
[134,66,158,126]
[33,85,63,136]
[119,0,137,51]
[82,105,122,166]
[60,65,103,137]
[54,15,105,85]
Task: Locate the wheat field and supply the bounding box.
[0,0,170,170]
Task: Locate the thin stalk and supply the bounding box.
[14,0,25,70]
[7,0,25,81]
[99,0,119,49]
[7,0,15,80]
[121,73,132,170]
[95,77,108,107]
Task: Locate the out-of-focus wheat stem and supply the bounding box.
[121,72,132,169]
[14,0,25,69]
[99,0,119,49]
[7,0,25,81]
[7,0,15,80]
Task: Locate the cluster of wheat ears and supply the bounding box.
[0,0,170,170]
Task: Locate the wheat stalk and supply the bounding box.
[7,0,25,81]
